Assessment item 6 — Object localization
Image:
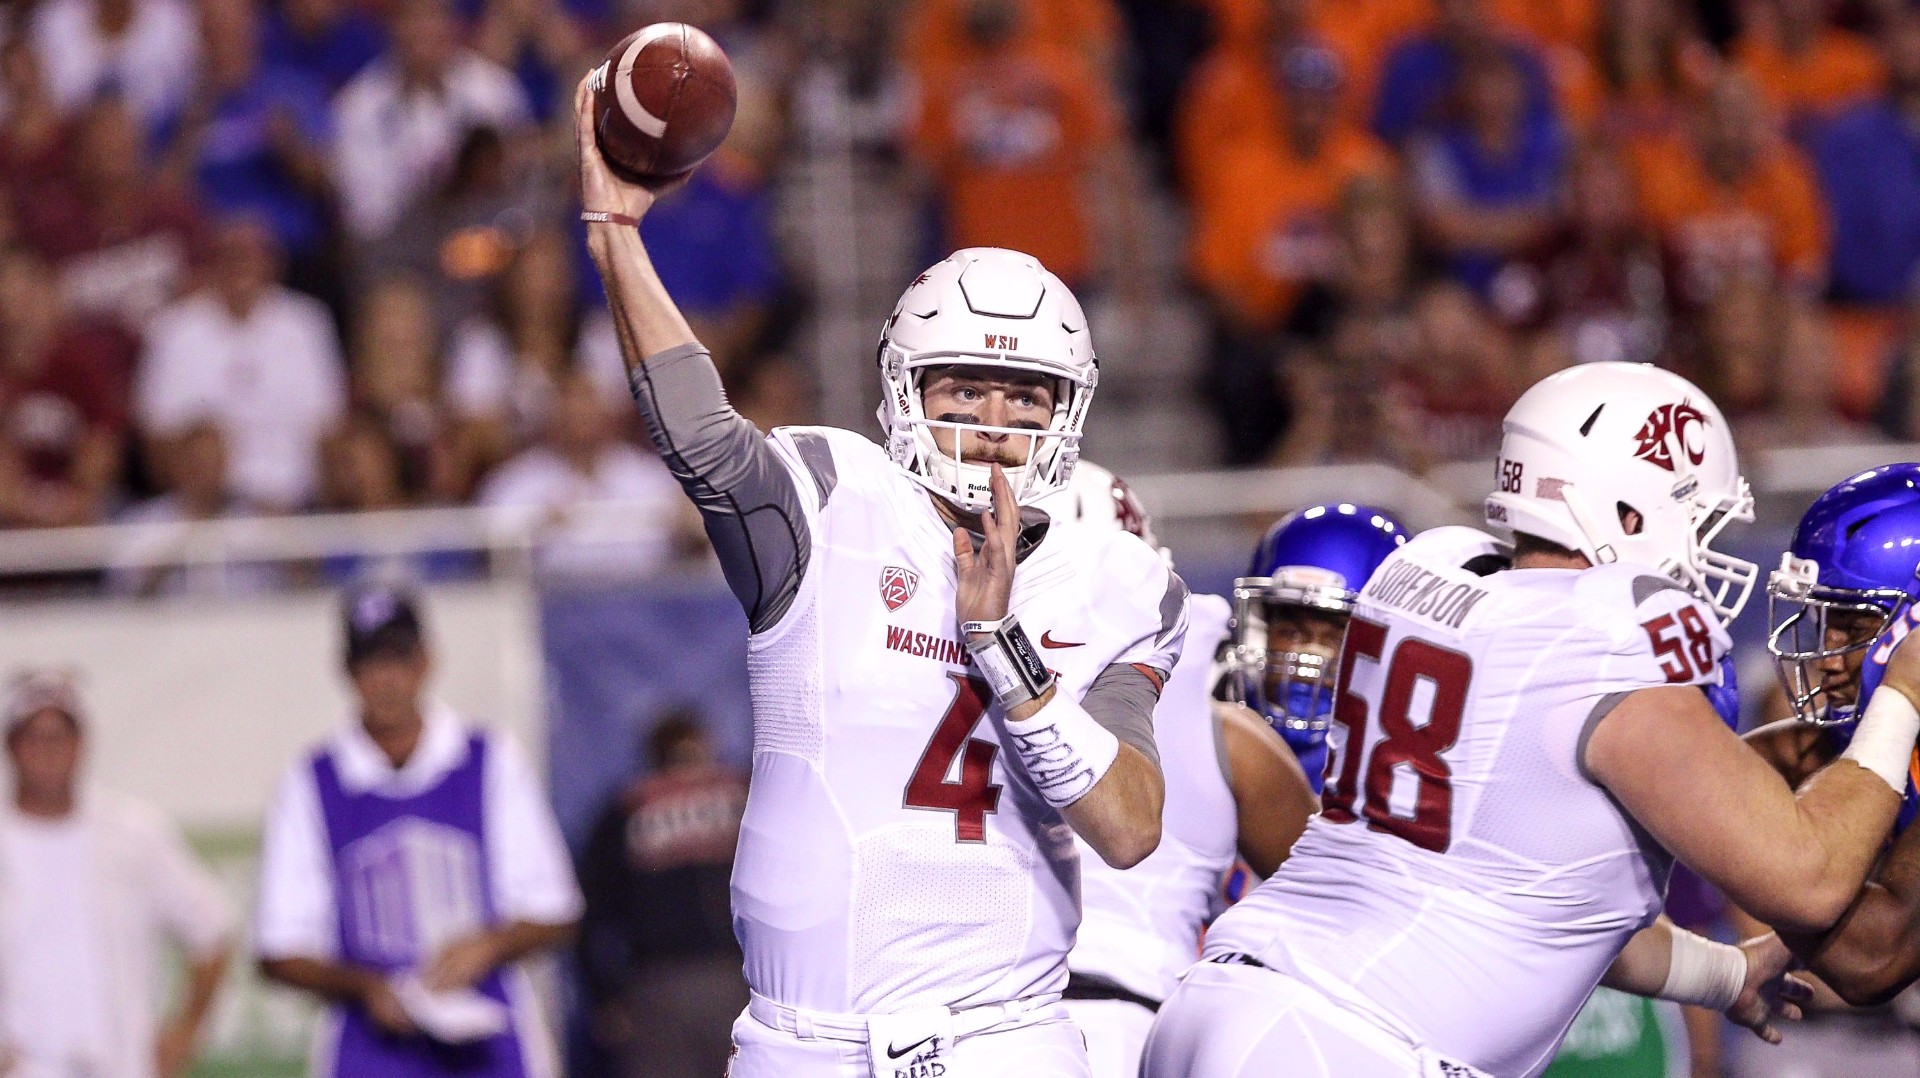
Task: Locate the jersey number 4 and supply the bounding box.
[905,673,1003,842]
[1321,617,1472,854]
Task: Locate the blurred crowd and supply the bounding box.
[8,0,1920,573]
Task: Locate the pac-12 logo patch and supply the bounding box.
[880,566,919,612]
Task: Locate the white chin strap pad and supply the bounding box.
[925,444,1030,513]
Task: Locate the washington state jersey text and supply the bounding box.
[884,626,967,666]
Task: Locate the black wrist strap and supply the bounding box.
[962,614,1056,708]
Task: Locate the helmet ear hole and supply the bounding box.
[1617,502,1644,535]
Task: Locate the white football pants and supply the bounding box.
[1143,960,1427,1077]
[727,1002,1093,1078]
[1064,998,1154,1078]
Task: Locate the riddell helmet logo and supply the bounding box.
[1633,401,1709,472]
[880,566,919,612]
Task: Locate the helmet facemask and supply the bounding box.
[1767,553,1908,726]
[1228,567,1355,742]
[879,343,1093,513]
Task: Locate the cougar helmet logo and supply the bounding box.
[1633,401,1710,472]
[1110,477,1148,540]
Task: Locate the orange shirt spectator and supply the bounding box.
[904,0,1123,84]
[1176,48,1285,198]
[1189,131,1390,328]
[912,43,1119,285]
[1189,47,1392,330]
[1492,0,1596,52]
[1732,0,1883,124]
[1628,76,1828,306]
[1194,0,1426,127]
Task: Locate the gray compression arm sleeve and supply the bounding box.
[628,344,810,632]
[1082,663,1163,769]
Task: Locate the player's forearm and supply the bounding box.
[1601,919,1675,996]
[1789,820,1920,1005]
[1596,688,1901,933]
[1221,703,1317,878]
[1762,762,1905,931]
[1061,744,1164,869]
[586,221,697,366]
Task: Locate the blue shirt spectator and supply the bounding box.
[1410,50,1567,294]
[575,158,782,335]
[640,165,783,320]
[189,67,334,256]
[261,0,386,93]
[1372,0,1559,145]
[1816,103,1920,304]
[1814,18,1920,305]
[168,0,334,257]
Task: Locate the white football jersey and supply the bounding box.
[1204,527,1729,1078]
[1069,593,1239,1003]
[733,426,1187,1015]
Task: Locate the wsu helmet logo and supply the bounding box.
[1633,400,1710,472]
[879,566,919,612]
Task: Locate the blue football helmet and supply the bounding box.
[1227,504,1409,768]
[1768,464,1920,725]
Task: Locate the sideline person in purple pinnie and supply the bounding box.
[255,585,580,1077]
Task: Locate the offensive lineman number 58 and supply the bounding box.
[1322,617,1472,854]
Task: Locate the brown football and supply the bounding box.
[590,23,737,186]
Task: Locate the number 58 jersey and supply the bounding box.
[733,427,1187,1018]
[1203,527,1729,1078]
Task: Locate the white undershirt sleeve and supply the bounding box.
[252,760,339,961]
[483,734,585,926]
[145,810,236,960]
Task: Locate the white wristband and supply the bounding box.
[1658,929,1746,1011]
[1843,684,1920,795]
[1000,693,1120,810]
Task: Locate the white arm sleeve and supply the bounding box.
[143,809,236,960]
[484,734,585,925]
[252,761,338,960]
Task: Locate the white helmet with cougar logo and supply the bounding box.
[1044,458,1170,562]
[1484,361,1756,623]
[877,247,1097,512]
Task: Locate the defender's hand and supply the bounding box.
[954,465,1021,636]
[1726,932,1813,1044]
[573,73,660,223]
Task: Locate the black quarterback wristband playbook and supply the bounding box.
[962,613,1056,709]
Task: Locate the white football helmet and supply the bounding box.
[877,248,1097,512]
[1484,362,1756,623]
[1044,458,1168,561]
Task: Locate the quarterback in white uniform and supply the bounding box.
[1046,463,1316,1078]
[1146,362,1914,1078]
[575,82,1187,1078]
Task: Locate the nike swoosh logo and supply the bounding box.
[887,1034,936,1060]
[1040,631,1084,649]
